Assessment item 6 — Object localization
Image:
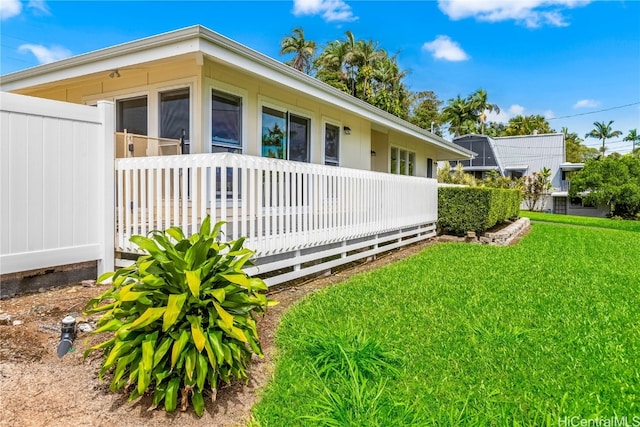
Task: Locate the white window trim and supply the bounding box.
[258,95,314,161]
[390,145,416,176]
[207,79,248,154]
[322,117,342,166]
[82,77,197,148]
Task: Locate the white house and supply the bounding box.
[0,25,474,293]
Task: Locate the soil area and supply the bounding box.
[0,239,438,427]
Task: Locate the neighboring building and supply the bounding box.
[0,25,472,175]
[449,133,607,216]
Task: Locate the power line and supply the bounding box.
[547,102,640,120]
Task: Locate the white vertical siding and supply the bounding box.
[0,92,114,275]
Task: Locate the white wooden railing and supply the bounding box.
[115,153,438,284]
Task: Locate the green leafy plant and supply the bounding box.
[84,216,276,416]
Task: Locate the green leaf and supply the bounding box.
[221,273,249,289]
[213,302,234,330]
[163,293,187,332]
[185,347,197,381]
[199,215,211,238]
[153,336,173,368]
[195,352,208,391]
[185,270,201,298]
[91,318,123,334]
[171,329,190,369]
[210,288,225,303]
[208,331,225,364]
[138,333,157,395]
[188,315,206,352]
[191,390,205,417]
[165,377,180,412]
[128,307,166,331]
[165,226,185,242]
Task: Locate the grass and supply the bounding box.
[252,222,640,426]
[520,211,640,232]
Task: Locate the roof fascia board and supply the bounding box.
[1,24,473,159]
[1,30,202,91]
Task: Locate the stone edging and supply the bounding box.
[437,217,531,246]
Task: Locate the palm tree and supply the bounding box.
[280,27,316,74]
[585,120,622,156]
[442,95,476,137]
[469,89,500,134]
[504,114,553,136]
[623,129,640,154]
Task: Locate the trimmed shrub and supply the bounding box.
[438,186,521,236]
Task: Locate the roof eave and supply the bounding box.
[1,24,473,159]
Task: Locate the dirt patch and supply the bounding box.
[0,238,436,427]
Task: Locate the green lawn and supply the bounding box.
[252,222,640,426]
[520,211,640,232]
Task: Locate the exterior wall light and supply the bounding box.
[343,126,351,135]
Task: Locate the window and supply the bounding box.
[160,88,190,153]
[261,106,310,162]
[117,96,147,135]
[427,158,434,178]
[391,147,415,175]
[324,123,340,166]
[212,90,242,153]
[289,114,310,162]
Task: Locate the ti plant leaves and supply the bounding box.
[84,216,276,416]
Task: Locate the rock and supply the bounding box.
[0,313,12,325]
[77,323,93,333]
[81,280,96,287]
[12,320,23,326]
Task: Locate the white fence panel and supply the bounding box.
[0,92,114,275]
[115,153,437,285]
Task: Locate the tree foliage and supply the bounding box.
[522,167,552,211]
[570,154,640,218]
[623,129,640,155]
[563,127,599,163]
[408,91,444,135]
[502,115,554,136]
[280,27,317,74]
[585,120,622,156]
[441,89,500,137]
[311,31,410,118]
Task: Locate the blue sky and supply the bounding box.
[2,0,639,153]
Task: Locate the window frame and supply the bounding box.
[208,81,247,154]
[390,146,416,176]
[323,120,341,167]
[259,98,313,163]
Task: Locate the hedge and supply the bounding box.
[438,186,521,236]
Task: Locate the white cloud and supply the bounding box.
[422,35,469,62]
[543,110,555,119]
[573,99,600,109]
[292,0,357,22]
[1,0,22,20]
[27,0,50,15]
[437,0,591,28]
[18,44,71,64]
[486,104,526,123]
